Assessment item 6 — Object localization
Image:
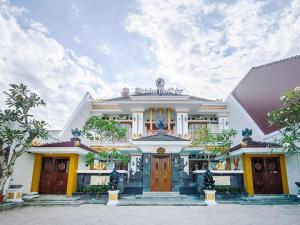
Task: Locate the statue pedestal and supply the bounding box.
[107,190,120,206]
[204,190,217,206]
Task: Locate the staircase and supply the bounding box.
[23,195,84,207]
[118,192,206,206]
[240,195,298,205]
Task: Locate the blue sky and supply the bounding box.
[0,0,300,129]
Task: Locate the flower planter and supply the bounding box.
[6,185,23,203]
[107,190,119,206]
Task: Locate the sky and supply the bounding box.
[0,0,300,130]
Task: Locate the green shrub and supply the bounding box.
[76,185,109,195]
[199,185,244,194]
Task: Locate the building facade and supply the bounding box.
[6,55,300,198]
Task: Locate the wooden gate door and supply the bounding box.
[39,157,69,194]
[251,157,283,194]
[150,155,171,192]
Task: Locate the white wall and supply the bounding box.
[227,95,263,145]
[285,154,300,195]
[10,153,34,194]
[59,93,92,143]
[78,155,90,170]
[208,123,219,133]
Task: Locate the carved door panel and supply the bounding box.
[265,158,283,194]
[251,157,283,194]
[39,157,69,194]
[150,155,171,192]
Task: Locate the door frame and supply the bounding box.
[31,153,79,196]
[251,157,283,194]
[242,154,289,196]
[150,153,172,192]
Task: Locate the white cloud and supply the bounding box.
[125,0,300,99]
[82,24,90,32]
[73,35,82,44]
[96,45,112,55]
[0,1,128,129]
[72,4,79,18]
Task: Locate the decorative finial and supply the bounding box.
[156,78,165,93]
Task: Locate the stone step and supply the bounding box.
[141,192,181,197]
[118,198,207,206]
[240,200,297,205]
[241,194,296,201]
[23,200,84,206]
[25,195,81,202]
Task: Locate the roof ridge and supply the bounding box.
[252,54,300,69]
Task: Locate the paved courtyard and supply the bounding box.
[0,204,300,225]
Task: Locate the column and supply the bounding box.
[67,154,79,197]
[176,111,188,136]
[30,154,42,192]
[167,108,171,130]
[150,108,153,131]
[132,110,144,136]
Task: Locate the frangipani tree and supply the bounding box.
[0,84,48,198]
[268,87,300,154]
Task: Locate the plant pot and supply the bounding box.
[89,163,94,170]
[0,194,4,204]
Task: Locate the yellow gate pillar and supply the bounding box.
[66,154,79,197]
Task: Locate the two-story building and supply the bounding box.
[9,78,231,196]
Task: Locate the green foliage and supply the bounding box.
[199,185,244,194]
[0,83,48,193]
[192,128,238,156]
[77,185,109,195]
[85,150,130,167]
[85,152,95,165]
[268,87,300,154]
[82,116,127,142]
[0,84,48,146]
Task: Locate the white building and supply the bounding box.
[6,55,300,197]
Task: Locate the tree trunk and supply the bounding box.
[0,148,8,196]
[0,146,26,196]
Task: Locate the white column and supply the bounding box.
[176,111,188,136]
[218,116,229,132]
[132,110,144,136]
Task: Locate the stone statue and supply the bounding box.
[109,168,120,190]
[203,169,215,190]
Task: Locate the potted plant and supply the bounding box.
[85,152,95,170]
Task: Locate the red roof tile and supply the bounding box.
[232,55,300,134]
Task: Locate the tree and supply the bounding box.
[192,128,238,156]
[0,84,48,197]
[268,86,300,154]
[81,116,129,169]
[82,116,127,143]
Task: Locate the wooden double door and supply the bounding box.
[39,157,69,194]
[251,157,283,194]
[150,154,172,192]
